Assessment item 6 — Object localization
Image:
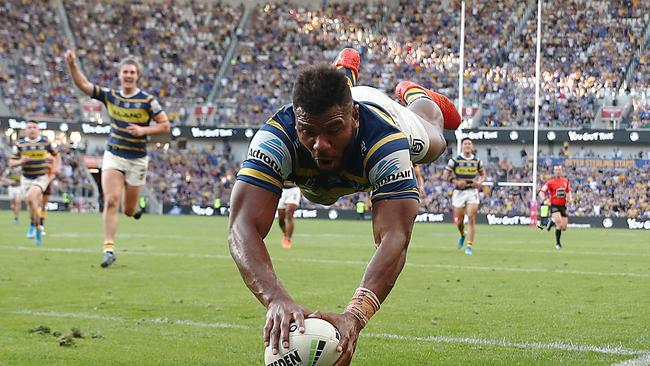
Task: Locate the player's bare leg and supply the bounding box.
[550,212,564,249]
[26,186,43,245]
[465,203,479,254]
[395,81,461,164]
[278,209,290,249]
[123,184,141,218]
[455,206,466,249]
[101,169,125,267]
[283,203,298,249]
[12,193,21,223]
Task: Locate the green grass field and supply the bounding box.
[0,211,649,365]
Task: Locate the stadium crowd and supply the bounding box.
[2,0,647,129]
[139,145,650,219]
[65,0,244,121]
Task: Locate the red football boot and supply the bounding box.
[395,80,462,130]
[333,48,361,84]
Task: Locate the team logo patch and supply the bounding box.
[411,138,425,154]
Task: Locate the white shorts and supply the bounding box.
[352,86,440,163]
[278,187,301,209]
[20,175,49,193]
[452,189,480,208]
[8,185,24,199]
[102,150,149,186]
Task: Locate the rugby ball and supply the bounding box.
[264,318,341,366]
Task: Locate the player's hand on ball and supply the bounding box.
[308,311,363,366]
[126,124,146,136]
[264,298,311,355]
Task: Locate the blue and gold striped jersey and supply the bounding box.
[237,103,419,205]
[92,86,163,159]
[12,136,56,179]
[445,154,484,189]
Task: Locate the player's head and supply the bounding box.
[25,120,40,139]
[292,64,359,172]
[461,137,473,155]
[553,165,563,177]
[119,58,140,90]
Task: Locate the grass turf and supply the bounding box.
[0,211,648,365]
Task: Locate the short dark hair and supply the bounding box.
[461,137,472,143]
[26,119,38,124]
[292,64,352,115]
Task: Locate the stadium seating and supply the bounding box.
[0,1,648,129]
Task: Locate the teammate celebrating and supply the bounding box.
[442,137,486,255]
[277,181,301,249]
[1,165,23,224]
[9,121,60,246]
[229,48,460,366]
[540,165,573,249]
[65,49,170,268]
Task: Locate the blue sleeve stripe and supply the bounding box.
[262,122,295,162]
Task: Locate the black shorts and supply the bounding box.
[550,205,567,217]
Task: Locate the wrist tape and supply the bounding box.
[345,287,380,327]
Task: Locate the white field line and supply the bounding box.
[1,245,648,278]
[9,309,649,360]
[611,353,650,366]
[12,310,249,329]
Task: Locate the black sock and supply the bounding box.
[555,229,561,244]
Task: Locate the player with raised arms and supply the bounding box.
[64,49,170,268]
[229,49,460,365]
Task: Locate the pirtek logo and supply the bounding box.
[249,148,282,174]
[373,169,411,190]
[266,350,302,366]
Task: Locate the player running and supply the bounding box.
[277,181,302,249]
[1,165,23,224]
[65,49,170,268]
[539,165,573,249]
[9,121,60,246]
[229,48,460,366]
[442,137,486,255]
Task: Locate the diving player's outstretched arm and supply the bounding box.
[229,181,311,356]
[312,198,418,366]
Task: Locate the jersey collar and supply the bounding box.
[120,88,141,98]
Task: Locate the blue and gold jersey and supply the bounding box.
[445,154,484,189]
[92,86,163,159]
[12,136,56,179]
[237,103,419,205]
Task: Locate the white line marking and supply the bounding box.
[612,353,650,366]
[367,333,647,356]
[12,310,249,329]
[1,245,648,278]
[11,309,649,359]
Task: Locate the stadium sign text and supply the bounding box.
[415,213,445,223]
[456,130,499,141]
[627,218,650,230]
[567,131,614,142]
[81,123,111,134]
[190,127,234,138]
[8,118,47,130]
[486,214,532,225]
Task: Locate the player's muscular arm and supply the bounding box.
[129,112,171,136]
[64,49,94,96]
[229,181,310,354]
[365,198,418,302]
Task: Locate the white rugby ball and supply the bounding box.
[264,318,341,366]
